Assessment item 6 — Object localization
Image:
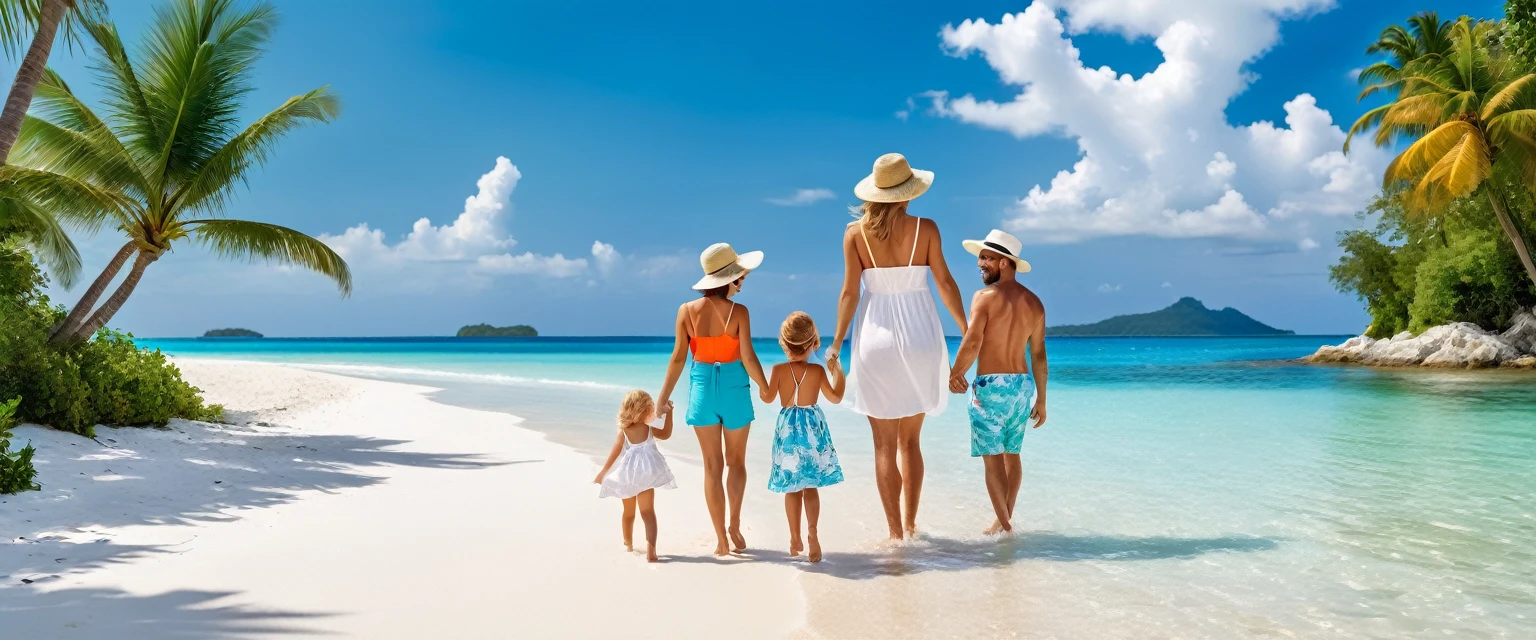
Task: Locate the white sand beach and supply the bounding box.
[1,361,804,638]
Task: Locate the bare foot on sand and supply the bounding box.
[713,540,731,556]
[789,537,803,557]
[625,542,634,552]
[807,532,822,563]
[983,519,1012,535]
[647,546,659,563]
[904,525,918,539]
[729,527,747,553]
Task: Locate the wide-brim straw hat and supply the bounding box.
[962,229,1032,273]
[854,153,933,203]
[693,243,764,290]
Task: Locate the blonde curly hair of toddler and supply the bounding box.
[617,389,655,428]
[779,311,819,359]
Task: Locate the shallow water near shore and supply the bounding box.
[144,335,1536,638]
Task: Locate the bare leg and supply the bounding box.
[694,425,730,555]
[1004,453,1023,525]
[621,497,637,550]
[898,414,926,537]
[982,455,1012,534]
[785,491,804,556]
[638,489,659,562]
[869,417,904,540]
[724,425,752,552]
[804,488,822,563]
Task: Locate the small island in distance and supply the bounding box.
[1048,297,1293,337]
[456,324,538,338]
[202,328,263,338]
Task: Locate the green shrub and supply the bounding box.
[1,240,221,436]
[0,397,41,494]
[1332,188,1536,337]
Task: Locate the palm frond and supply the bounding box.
[1380,93,1449,129]
[1345,104,1392,152]
[183,218,351,295]
[0,0,110,57]
[18,70,147,194]
[140,0,279,186]
[173,87,339,217]
[0,164,135,232]
[1419,130,1491,200]
[0,195,80,287]
[1384,120,1478,185]
[82,17,163,167]
[1482,74,1536,120]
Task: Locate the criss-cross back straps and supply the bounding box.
[790,362,808,407]
[692,299,736,337]
[908,217,923,266]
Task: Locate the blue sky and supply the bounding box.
[19,0,1506,336]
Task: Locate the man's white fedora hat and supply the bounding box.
[693,243,764,290]
[962,229,1031,273]
[854,153,934,203]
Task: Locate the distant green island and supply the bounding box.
[1048,297,1293,337]
[456,324,538,337]
[202,328,263,338]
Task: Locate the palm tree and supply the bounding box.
[0,0,109,163]
[1346,17,1536,290]
[0,0,108,286]
[11,0,350,344]
[1349,11,1455,143]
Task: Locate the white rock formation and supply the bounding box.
[1306,309,1536,369]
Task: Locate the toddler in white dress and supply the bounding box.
[594,390,676,562]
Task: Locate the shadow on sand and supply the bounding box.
[2,586,336,638]
[663,531,1280,580]
[1,416,524,635]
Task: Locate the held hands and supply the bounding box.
[654,400,674,418]
[948,373,969,394]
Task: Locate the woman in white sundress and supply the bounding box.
[827,153,969,541]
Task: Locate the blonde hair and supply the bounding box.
[617,389,655,428]
[849,200,909,242]
[779,311,819,359]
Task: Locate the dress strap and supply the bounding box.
[859,223,879,269]
[724,302,735,327]
[789,363,807,407]
[908,217,923,267]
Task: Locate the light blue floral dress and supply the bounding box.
[768,365,844,493]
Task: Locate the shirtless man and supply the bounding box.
[949,229,1048,535]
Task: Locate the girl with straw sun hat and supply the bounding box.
[828,153,969,541]
[656,242,769,556]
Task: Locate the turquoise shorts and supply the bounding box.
[968,373,1035,456]
[687,360,754,429]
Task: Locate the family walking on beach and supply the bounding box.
[593,153,1050,563]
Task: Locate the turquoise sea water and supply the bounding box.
[141,336,1536,637]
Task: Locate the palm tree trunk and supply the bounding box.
[0,0,69,164]
[1488,187,1536,290]
[69,249,157,342]
[49,240,135,343]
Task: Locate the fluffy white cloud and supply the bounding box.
[321,157,589,279]
[591,241,620,276]
[1098,283,1122,293]
[767,188,837,207]
[930,1,1387,244]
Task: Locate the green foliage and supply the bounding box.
[0,239,222,437]
[456,324,538,337]
[1331,189,1536,337]
[0,396,41,494]
[1507,0,1536,70]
